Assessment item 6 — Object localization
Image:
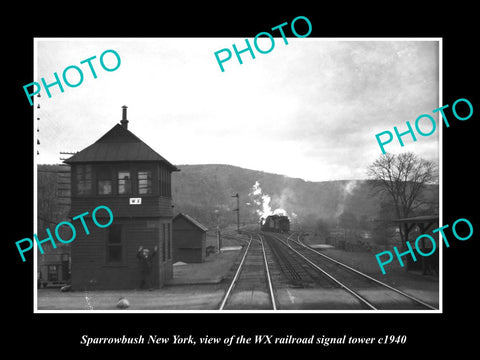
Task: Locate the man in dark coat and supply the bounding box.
[137,245,158,290]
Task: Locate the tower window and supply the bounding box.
[97,167,113,195]
[138,170,152,195]
[75,164,92,195]
[118,171,132,195]
[159,166,171,197]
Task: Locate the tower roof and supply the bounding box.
[64,111,178,171]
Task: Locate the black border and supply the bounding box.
[7,5,478,355]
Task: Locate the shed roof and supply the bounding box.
[63,123,179,171]
[173,213,208,232]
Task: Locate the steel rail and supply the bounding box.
[218,235,253,310]
[266,233,377,310]
[259,234,277,310]
[294,235,437,310]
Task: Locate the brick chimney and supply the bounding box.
[120,105,129,129]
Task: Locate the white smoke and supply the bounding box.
[249,181,289,224]
[334,180,361,218]
[277,187,294,210]
[273,208,287,216]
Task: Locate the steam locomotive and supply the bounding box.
[261,215,290,233]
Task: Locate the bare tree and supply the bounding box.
[367,152,438,244]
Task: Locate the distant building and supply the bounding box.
[172,213,208,263]
[38,252,70,288]
[64,106,179,290]
[37,165,71,288]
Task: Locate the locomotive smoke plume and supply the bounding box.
[250,181,272,222]
[249,181,288,224]
[334,180,360,218]
[276,186,295,215]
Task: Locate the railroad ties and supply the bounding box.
[219,235,277,310]
[265,233,437,311]
[218,232,437,311]
[284,236,436,310]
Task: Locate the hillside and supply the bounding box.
[171,164,439,231]
[37,164,439,236]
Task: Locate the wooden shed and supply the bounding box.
[64,106,179,290]
[172,213,208,263]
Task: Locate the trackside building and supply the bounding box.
[64,106,179,290]
[172,213,208,263]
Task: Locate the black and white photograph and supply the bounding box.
[6,7,478,356]
[33,38,441,312]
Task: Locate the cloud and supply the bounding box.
[35,38,439,182]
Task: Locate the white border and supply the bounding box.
[33,37,443,314]
[33,38,39,312]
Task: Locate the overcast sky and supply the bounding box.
[34,38,440,182]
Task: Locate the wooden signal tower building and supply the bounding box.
[64,106,179,290]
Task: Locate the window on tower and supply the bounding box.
[159,166,171,197]
[97,167,113,195]
[75,164,92,195]
[118,171,132,195]
[138,170,152,195]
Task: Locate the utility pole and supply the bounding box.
[232,193,240,233]
[214,209,222,253]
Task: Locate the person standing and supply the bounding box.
[137,245,158,290]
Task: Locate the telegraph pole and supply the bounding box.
[232,193,240,233]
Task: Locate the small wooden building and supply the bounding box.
[64,106,179,290]
[38,251,70,288]
[172,213,208,263]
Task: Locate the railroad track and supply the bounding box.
[219,235,277,310]
[264,232,437,310]
[261,233,337,289]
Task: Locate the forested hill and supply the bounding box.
[171,164,439,230]
[37,163,438,232]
